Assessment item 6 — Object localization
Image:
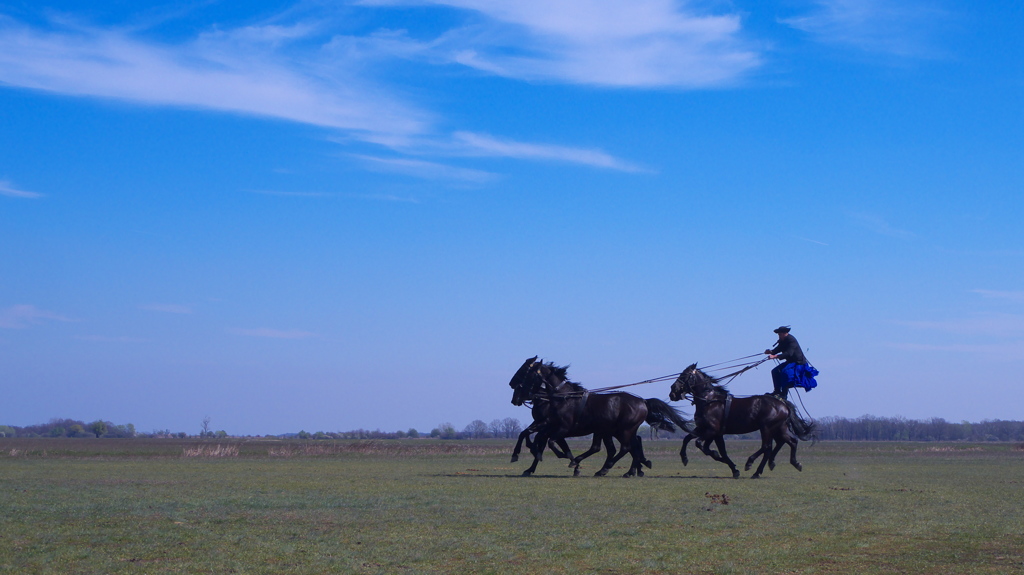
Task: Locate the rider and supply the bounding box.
[765,326,808,399]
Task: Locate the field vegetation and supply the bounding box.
[1,438,1022,574]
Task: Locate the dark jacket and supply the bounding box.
[769,334,807,365]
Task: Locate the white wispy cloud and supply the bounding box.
[227,327,317,339]
[351,154,499,183]
[0,179,43,198]
[0,304,74,328]
[0,18,429,140]
[887,340,1024,361]
[781,0,945,57]
[358,0,760,87]
[452,132,647,172]
[75,335,149,343]
[0,3,750,173]
[139,303,194,314]
[895,313,1024,338]
[972,290,1024,304]
[849,212,915,239]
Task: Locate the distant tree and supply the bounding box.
[50,426,66,438]
[297,430,311,439]
[89,420,108,438]
[407,428,419,438]
[437,422,457,439]
[430,428,441,437]
[488,419,502,438]
[215,430,228,438]
[500,417,521,439]
[0,425,15,437]
[201,416,212,438]
[464,420,488,439]
[68,424,87,438]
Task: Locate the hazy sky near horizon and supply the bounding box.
[2,0,1022,435]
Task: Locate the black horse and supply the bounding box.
[509,357,691,477]
[669,363,816,479]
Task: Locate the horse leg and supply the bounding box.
[787,433,802,472]
[713,436,740,479]
[628,436,647,477]
[596,436,630,477]
[749,429,775,479]
[511,428,532,463]
[610,431,641,478]
[636,434,652,469]
[680,433,695,465]
[569,435,604,469]
[745,427,772,474]
[591,436,616,476]
[768,439,784,470]
[548,438,572,460]
[522,432,547,476]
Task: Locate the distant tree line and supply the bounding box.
[1,418,146,438]
[7,415,1021,442]
[813,416,1024,442]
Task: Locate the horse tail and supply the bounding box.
[785,400,817,443]
[645,398,694,433]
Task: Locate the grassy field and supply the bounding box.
[1,438,1022,574]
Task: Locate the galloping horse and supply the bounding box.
[669,363,816,478]
[509,357,691,477]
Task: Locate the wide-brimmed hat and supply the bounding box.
[773,326,791,334]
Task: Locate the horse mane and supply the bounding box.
[542,361,585,392]
[543,361,571,383]
[693,367,729,397]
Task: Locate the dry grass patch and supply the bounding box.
[182,444,239,458]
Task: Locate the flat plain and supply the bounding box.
[1,438,1022,574]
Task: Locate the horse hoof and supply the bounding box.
[573,467,581,477]
[768,461,776,471]
[636,469,644,477]
[521,470,533,477]
[510,455,518,463]
[795,463,803,472]
[751,474,761,479]
[643,459,652,469]
[594,469,609,477]
[681,457,688,466]
[732,470,740,479]
[744,462,753,471]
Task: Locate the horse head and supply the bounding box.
[509,356,542,406]
[509,357,572,406]
[670,363,703,402]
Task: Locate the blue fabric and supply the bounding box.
[781,363,819,391]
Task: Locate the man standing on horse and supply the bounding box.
[765,326,808,399]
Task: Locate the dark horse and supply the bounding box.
[509,357,691,477]
[669,363,816,479]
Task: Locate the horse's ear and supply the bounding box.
[687,363,697,370]
[527,355,538,363]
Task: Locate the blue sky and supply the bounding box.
[2,0,1022,436]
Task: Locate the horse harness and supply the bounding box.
[691,392,733,422]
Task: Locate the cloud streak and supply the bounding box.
[361,0,760,87]
[227,327,317,339]
[781,0,946,57]
[973,290,1024,304]
[0,18,429,140]
[0,304,74,329]
[895,313,1024,338]
[0,179,43,198]
[139,303,194,314]
[850,212,915,239]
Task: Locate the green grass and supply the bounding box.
[1,439,1022,574]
